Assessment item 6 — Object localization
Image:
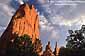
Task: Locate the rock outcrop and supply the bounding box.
[42,41,55,56]
[0,3,39,48]
[54,42,57,56]
[33,39,43,56]
[53,42,60,56]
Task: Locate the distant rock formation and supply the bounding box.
[53,42,60,56]
[42,41,55,56]
[33,39,43,56]
[0,3,39,48]
[54,42,58,56]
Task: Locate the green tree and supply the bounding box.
[66,25,85,49]
[7,34,38,56]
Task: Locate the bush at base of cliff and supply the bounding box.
[7,34,38,56]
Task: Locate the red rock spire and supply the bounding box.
[42,41,55,56]
[54,42,57,56]
[0,3,39,48]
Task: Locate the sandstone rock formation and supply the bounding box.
[54,42,57,56]
[0,3,39,48]
[53,42,60,56]
[42,41,55,56]
[33,39,43,56]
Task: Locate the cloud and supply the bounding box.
[39,15,61,41]
[39,12,85,47]
[0,3,15,27]
[50,15,85,27]
[18,0,24,4]
[0,0,16,35]
[2,4,15,16]
[38,0,85,24]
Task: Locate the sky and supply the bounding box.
[0,0,85,50]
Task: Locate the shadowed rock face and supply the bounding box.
[0,3,39,48]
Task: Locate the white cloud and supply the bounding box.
[50,15,82,26]
[49,30,60,40]
[2,4,15,16]
[18,0,24,4]
[39,15,61,41]
[0,3,15,27]
[0,2,15,36]
[39,11,85,47]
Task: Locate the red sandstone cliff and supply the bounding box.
[0,3,39,48]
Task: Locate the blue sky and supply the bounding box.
[0,0,85,50]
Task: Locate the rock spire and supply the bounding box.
[0,3,39,48]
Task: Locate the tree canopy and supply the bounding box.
[7,34,38,56]
[66,25,85,49]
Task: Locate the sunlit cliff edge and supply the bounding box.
[0,3,39,48]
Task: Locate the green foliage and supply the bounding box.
[66,25,85,49]
[7,34,38,56]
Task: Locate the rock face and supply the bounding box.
[0,3,39,48]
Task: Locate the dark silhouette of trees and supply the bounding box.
[58,47,85,56]
[66,25,85,49]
